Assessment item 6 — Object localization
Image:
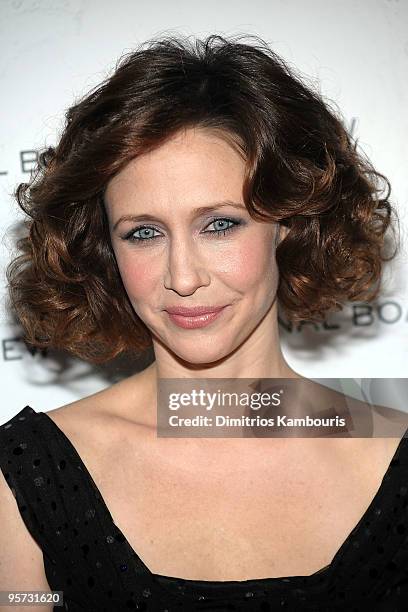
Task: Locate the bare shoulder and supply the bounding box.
[370,401,408,436]
[0,363,155,608]
[48,362,153,421]
[42,363,157,471]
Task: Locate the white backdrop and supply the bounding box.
[1,0,407,423]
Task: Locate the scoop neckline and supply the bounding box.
[20,405,408,593]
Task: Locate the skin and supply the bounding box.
[104,125,299,384]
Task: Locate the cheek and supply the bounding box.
[115,251,158,299]
[218,233,276,288]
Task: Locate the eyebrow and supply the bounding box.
[112,201,246,231]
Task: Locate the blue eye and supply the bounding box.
[123,217,242,244]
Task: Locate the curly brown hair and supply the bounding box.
[5,33,399,364]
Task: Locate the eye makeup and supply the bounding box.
[121,216,245,245]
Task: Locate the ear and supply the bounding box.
[275,224,289,245]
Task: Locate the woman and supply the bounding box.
[1,33,406,611]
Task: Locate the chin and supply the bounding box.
[169,341,233,367]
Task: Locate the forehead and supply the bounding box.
[104,127,247,209]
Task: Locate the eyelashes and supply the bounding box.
[122,217,243,245]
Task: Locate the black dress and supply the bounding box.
[0,405,407,611]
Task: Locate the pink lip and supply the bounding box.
[165,305,229,329]
[165,305,227,316]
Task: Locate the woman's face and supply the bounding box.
[104,127,281,364]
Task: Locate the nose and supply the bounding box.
[163,234,210,296]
